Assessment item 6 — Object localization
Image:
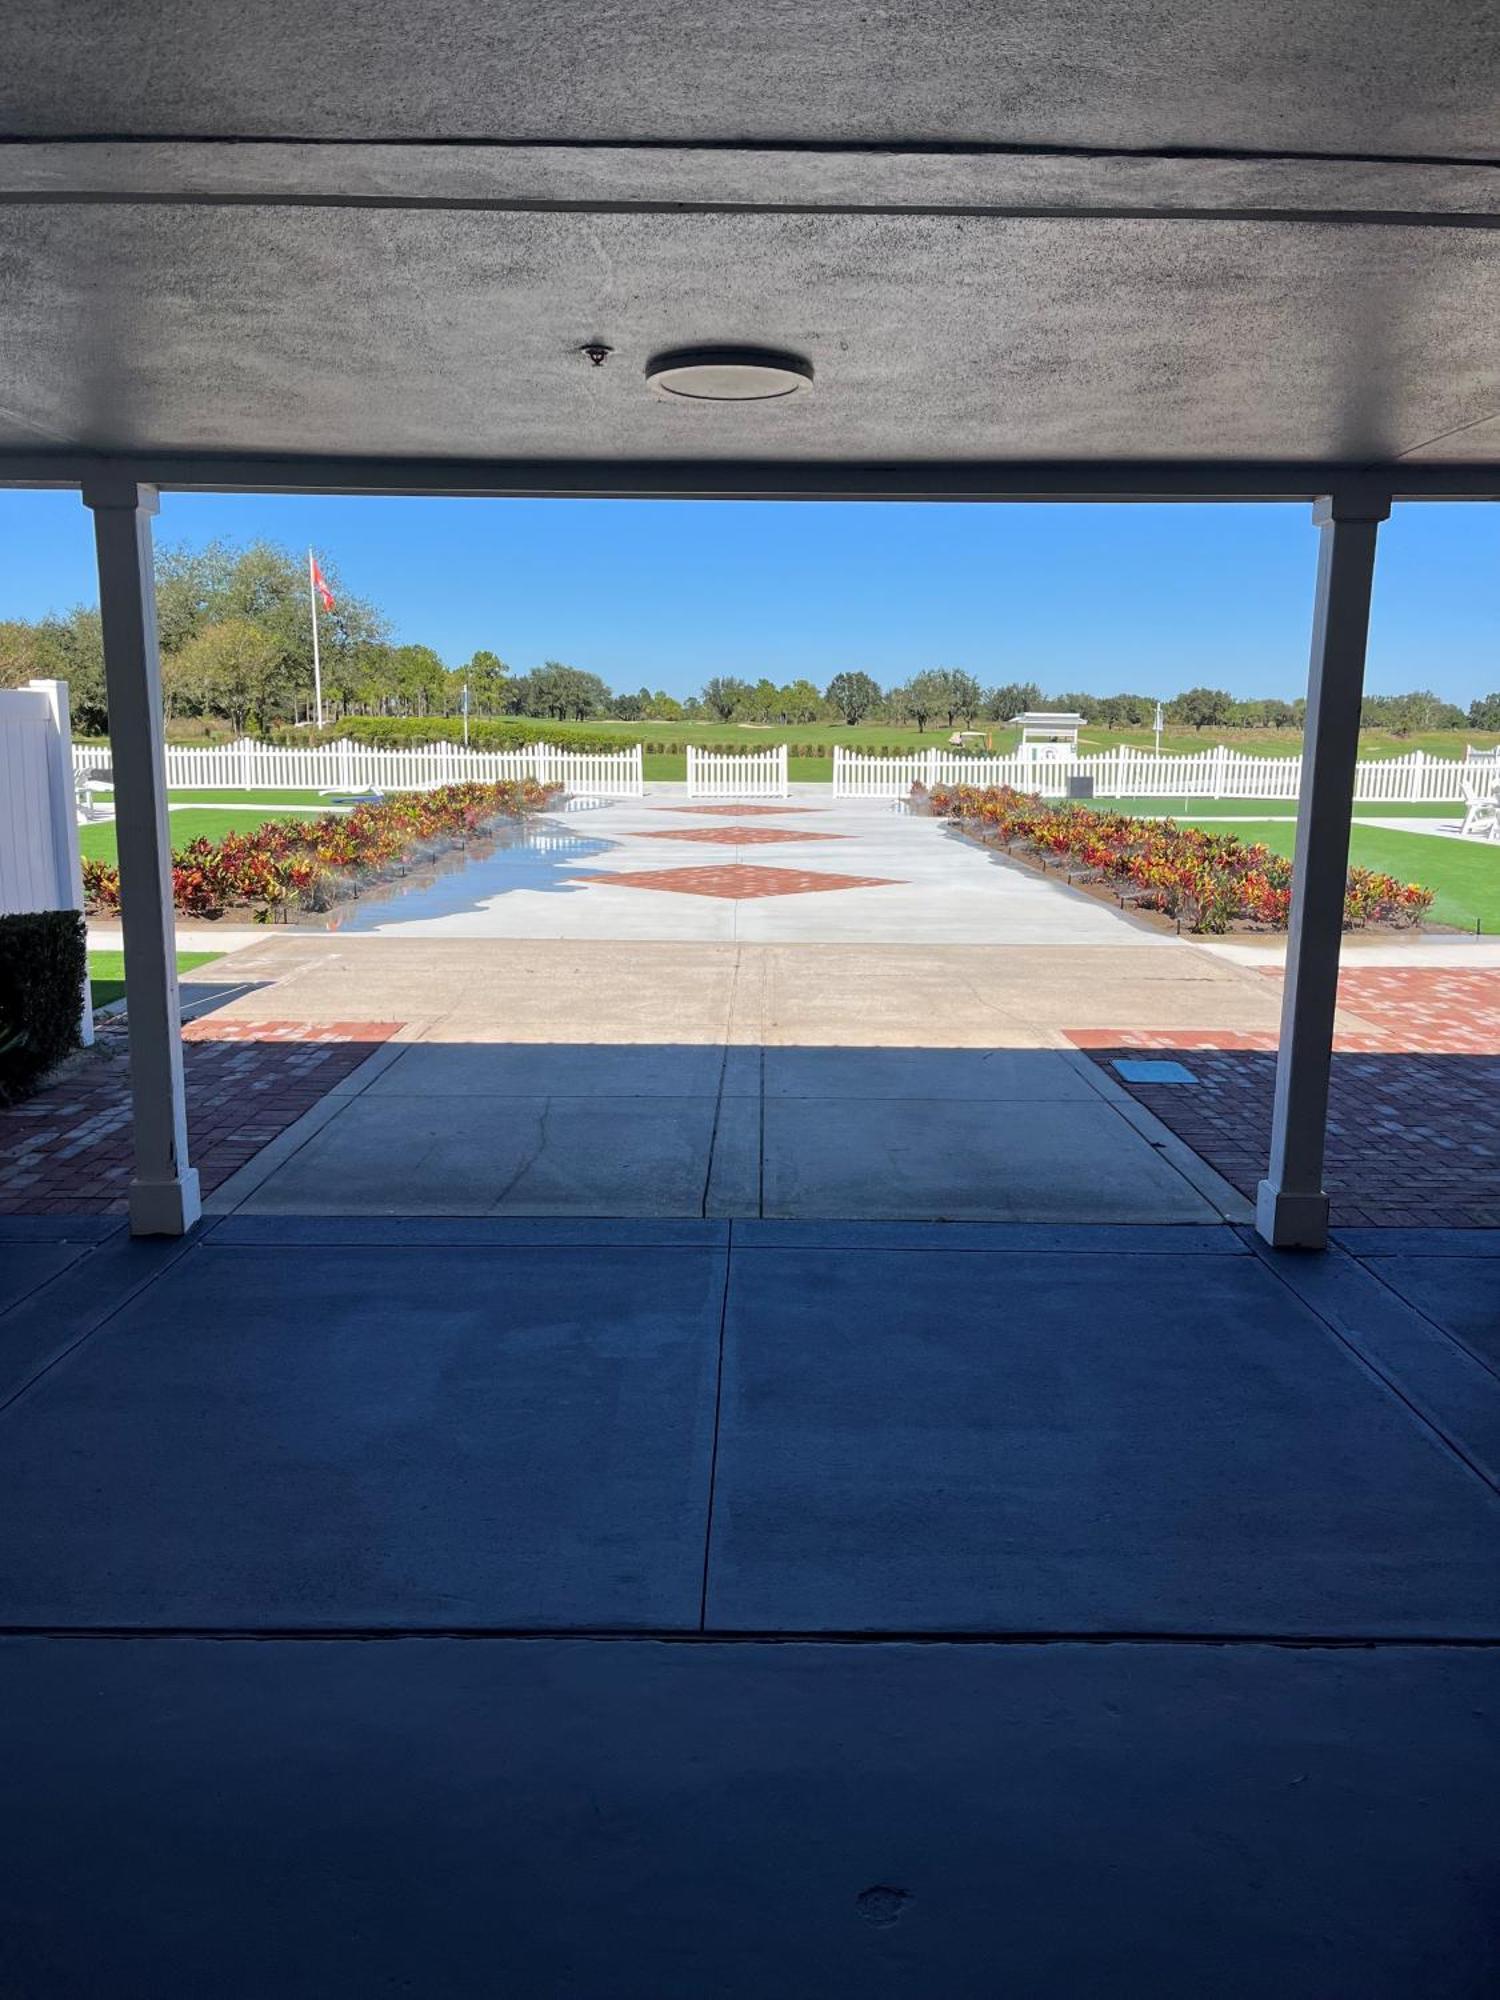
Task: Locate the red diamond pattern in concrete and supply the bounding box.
[0,1021,400,1215]
[1071,966,1500,1228]
[632,826,847,845]
[578,863,897,900]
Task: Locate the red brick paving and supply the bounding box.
[578,863,898,900]
[632,826,848,845]
[1071,966,1500,1228]
[0,1021,400,1216]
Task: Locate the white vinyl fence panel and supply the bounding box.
[686,743,790,798]
[3,681,85,917]
[2,679,91,1039]
[73,738,645,798]
[832,742,1475,804]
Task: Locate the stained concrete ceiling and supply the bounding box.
[4,1,1500,472]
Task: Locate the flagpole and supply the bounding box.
[308,548,325,728]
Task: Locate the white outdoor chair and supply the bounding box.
[73,767,113,822]
[1459,776,1500,841]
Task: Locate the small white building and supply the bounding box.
[1010,711,1085,767]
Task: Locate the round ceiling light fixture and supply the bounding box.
[645,345,813,402]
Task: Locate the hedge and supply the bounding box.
[0,909,87,1104]
[272,717,626,752]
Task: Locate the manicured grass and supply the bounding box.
[78,806,328,866]
[1168,817,1500,933]
[87,950,223,1010]
[164,787,333,805]
[1093,796,1454,820]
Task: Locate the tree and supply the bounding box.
[1469,693,1500,730]
[169,619,286,733]
[983,680,1043,723]
[0,618,55,689]
[462,648,510,715]
[1168,686,1234,732]
[824,671,882,724]
[1093,692,1153,727]
[1046,691,1101,722]
[933,668,983,727]
[512,661,610,720]
[779,678,824,724]
[701,675,751,720]
[145,537,387,726]
[899,670,950,733]
[1363,689,1465,736]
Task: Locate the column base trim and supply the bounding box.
[128,1169,202,1238]
[1255,1180,1330,1251]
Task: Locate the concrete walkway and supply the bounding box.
[177,938,1266,1223]
[314,793,1172,945]
[2,1213,1498,1994]
[93,794,1260,1222]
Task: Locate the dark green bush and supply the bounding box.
[271,717,626,752]
[0,909,88,1104]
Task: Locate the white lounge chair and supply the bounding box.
[1458,776,1500,841]
[73,767,113,822]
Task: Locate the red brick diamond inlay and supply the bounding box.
[579,863,897,900]
[634,825,846,845]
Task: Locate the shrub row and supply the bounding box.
[924,785,1435,934]
[270,717,625,752]
[0,909,87,1104]
[83,780,556,922]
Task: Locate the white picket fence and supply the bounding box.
[831,742,1477,804]
[686,742,790,799]
[69,735,1485,807]
[73,737,645,798]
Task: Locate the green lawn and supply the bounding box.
[162,787,333,805]
[78,806,329,866]
[87,950,223,1010]
[1168,817,1500,933]
[1092,796,1453,821]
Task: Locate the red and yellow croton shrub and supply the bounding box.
[922,785,1434,934]
[82,779,557,921]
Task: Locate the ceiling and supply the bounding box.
[4,1,1500,474]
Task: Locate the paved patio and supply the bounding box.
[152,932,1263,1223]
[312,793,1176,945]
[2,1212,1497,1993]
[1077,966,1500,1226]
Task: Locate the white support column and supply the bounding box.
[1257,488,1390,1250]
[82,475,200,1237]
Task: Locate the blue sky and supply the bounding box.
[2,490,1496,704]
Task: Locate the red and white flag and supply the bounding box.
[310,555,335,613]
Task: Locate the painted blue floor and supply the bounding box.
[1,1217,1497,1991]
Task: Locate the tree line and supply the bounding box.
[1,536,1496,738]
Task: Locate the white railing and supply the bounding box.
[73,738,645,798]
[686,742,790,799]
[832,742,1476,804]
